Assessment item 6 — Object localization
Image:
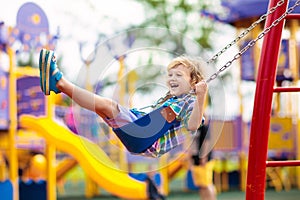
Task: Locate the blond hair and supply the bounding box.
[167,56,205,87]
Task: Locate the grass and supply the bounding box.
[57,179,300,200]
[57,189,300,200]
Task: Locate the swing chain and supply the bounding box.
[206,0,285,64]
[138,0,300,110]
[206,0,300,83]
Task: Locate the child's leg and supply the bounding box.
[39,49,120,120]
[56,77,119,119]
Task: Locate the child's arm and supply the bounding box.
[187,81,208,131]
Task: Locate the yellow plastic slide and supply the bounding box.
[20,115,148,199]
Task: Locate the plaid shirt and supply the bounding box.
[141,93,199,158]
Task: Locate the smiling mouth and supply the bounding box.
[170,83,179,89]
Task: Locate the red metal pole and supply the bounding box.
[285,13,300,19]
[273,87,300,92]
[245,0,289,200]
[266,160,300,167]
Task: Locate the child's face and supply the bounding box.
[167,64,192,96]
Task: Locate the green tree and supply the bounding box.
[131,0,217,52]
[100,0,222,95]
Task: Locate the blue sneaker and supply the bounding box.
[39,49,63,95]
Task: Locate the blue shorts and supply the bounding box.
[103,105,140,128]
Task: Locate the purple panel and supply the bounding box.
[276,39,292,81]
[0,69,9,129]
[234,116,242,151]
[201,0,300,24]
[17,76,45,117]
[240,40,255,81]
[16,2,49,36]
[0,22,8,49]
[16,2,49,51]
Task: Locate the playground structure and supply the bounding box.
[0,56,162,200]
[198,0,300,196]
[1,0,300,200]
[0,2,170,200]
[203,0,300,197]
[0,48,172,200]
[1,2,191,199]
[244,0,300,199]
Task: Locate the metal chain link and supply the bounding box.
[206,0,300,83]
[206,0,285,64]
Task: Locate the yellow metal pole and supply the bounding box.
[159,156,169,196]
[7,47,19,200]
[117,56,126,106]
[85,175,99,198]
[289,19,300,189]
[46,143,56,200]
[289,20,299,81]
[46,93,55,119]
[85,175,93,198]
[85,63,93,92]
[0,152,6,181]
[46,92,57,200]
[127,70,138,107]
[236,27,243,120]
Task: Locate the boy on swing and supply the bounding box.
[39,49,208,158]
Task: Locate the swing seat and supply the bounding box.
[113,106,179,153]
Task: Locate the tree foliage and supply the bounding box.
[100,0,222,96]
[131,0,216,51]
